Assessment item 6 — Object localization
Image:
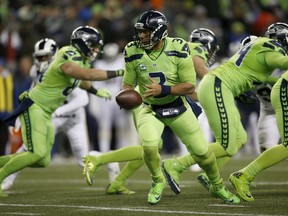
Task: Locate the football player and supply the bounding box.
[162,22,288,198]
[229,22,288,202]
[77,28,220,195]
[83,10,239,205]
[240,35,282,153]
[0,26,123,196]
[2,36,112,190]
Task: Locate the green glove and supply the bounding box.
[96,88,112,100]
[116,69,125,76]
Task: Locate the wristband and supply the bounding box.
[87,86,98,95]
[107,69,124,78]
[160,85,171,96]
[107,70,117,79]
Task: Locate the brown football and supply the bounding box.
[116,89,142,110]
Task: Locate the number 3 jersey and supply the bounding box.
[28,46,91,114]
[123,37,196,105]
[210,37,287,96]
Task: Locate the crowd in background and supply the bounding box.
[1,0,288,159]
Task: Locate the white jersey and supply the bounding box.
[53,88,89,166]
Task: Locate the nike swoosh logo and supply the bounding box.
[245,193,252,198]
[155,196,161,200]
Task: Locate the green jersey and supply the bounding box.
[189,42,209,63]
[123,37,195,105]
[29,46,91,114]
[211,37,288,96]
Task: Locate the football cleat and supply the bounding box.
[162,159,181,194]
[210,183,241,204]
[82,155,101,186]
[1,172,18,191]
[106,181,135,195]
[197,173,211,191]
[229,171,255,202]
[147,179,167,205]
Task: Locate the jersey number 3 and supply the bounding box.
[149,72,167,98]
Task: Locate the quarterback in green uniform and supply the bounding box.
[0,26,123,197]
[162,22,288,198]
[229,22,288,202]
[81,28,219,196]
[84,10,239,205]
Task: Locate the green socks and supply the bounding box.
[0,152,41,182]
[242,144,288,178]
[99,146,143,164]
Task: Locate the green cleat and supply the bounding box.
[229,171,254,202]
[106,181,135,195]
[82,155,101,186]
[162,159,181,194]
[147,179,167,205]
[210,183,241,204]
[197,173,211,191]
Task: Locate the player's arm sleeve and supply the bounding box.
[53,89,89,116]
[265,75,278,85]
[122,49,137,87]
[263,52,288,70]
[193,56,209,79]
[178,46,196,87]
[169,45,196,95]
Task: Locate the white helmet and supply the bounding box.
[240,35,258,48]
[33,38,58,73]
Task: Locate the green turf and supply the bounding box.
[0,155,287,216]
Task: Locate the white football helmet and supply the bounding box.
[33,38,58,73]
[240,35,258,48]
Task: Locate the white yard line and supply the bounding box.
[0,203,285,216]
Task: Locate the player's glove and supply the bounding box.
[235,91,258,104]
[96,88,112,100]
[116,69,125,76]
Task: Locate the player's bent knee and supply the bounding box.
[143,146,158,156]
[192,148,215,170]
[29,154,51,168]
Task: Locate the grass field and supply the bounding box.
[0,155,288,216]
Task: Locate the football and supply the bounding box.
[115,89,142,110]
